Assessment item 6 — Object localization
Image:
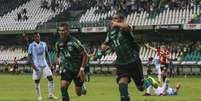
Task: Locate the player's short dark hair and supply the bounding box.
[33,32,39,36]
[59,23,69,28]
[112,13,125,19]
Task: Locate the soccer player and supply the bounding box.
[145,44,169,83]
[101,13,158,101]
[10,57,19,74]
[28,32,58,100]
[144,79,181,96]
[55,23,88,101]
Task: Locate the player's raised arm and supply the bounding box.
[111,14,131,32]
[145,43,157,51]
[112,21,131,32]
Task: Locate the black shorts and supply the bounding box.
[116,58,144,87]
[60,68,83,87]
[160,63,168,72]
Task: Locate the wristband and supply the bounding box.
[80,67,85,71]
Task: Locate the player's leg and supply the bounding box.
[161,66,168,83]
[33,69,42,100]
[35,79,42,100]
[144,86,152,96]
[47,76,58,99]
[60,69,73,101]
[74,77,85,96]
[160,79,169,95]
[119,77,130,101]
[116,68,130,101]
[130,60,158,91]
[44,67,58,99]
[85,66,90,82]
[61,80,71,101]
[156,66,162,83]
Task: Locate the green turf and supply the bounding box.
[0,74,201,101]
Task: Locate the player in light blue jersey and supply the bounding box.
[28,32,58,100]
[144,79,181,96]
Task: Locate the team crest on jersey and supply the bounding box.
[67,42,73,51]
[118,33,122,38]
[68,46,73,51]
[59,42,64,50]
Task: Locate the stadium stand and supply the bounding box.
[0,46,27,61]
[0,0,30,16]
[0,0,70,31]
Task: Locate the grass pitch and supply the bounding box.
[0,74,201,101]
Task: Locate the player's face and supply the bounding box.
[34,33,40,43]
[58,26,69,38]
[112,15,123,23]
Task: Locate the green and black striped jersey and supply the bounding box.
[55,35,84,72]
[105,27,140,65]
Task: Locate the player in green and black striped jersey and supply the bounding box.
[101,13,159,101]
[55,23,88,101]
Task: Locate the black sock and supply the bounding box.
[61,86,69,101]
[119,83,130,101]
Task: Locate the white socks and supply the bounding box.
[146,86,152,94]
[48,80,54,97]
[35,83,41,98]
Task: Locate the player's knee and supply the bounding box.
[118,77,129,84]
[35,80,40,83]
[47,76,53,81]
[75,88,82,96]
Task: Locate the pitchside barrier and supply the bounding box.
[0,60,201,75]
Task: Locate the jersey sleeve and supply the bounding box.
[74,39,85,53]
[44,42,48,52]
[55,42,60,52]
[28,44,32,55]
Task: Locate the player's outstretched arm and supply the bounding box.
[112,21,131,32]
[145,43,157,51]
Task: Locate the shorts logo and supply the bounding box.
[62,69,66,73]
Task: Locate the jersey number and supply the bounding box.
[113,40,120,47]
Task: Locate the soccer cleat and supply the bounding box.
[143,93,151,96]
[159,93,164,96]
[37,96,42,101]
[147,77,159,88]
[48,95,58,100]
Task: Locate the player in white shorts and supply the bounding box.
[153,56,162,82]
[28,32,58,100]
[144,79,181,96]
